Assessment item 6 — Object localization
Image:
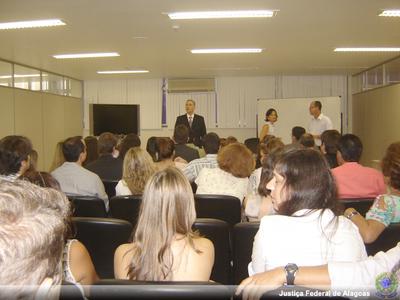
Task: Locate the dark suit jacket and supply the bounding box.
[174,114,207,147]
[85,154,123,181]
[174,144,200,162]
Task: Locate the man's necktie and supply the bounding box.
[188,116,193,128]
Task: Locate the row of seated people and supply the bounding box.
[0,133,399,298]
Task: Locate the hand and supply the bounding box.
[236,268,285,300]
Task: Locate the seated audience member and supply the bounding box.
[173,124,200,162]
[195,143,254,202]
[245,137,284,221]
[51,136,109,210]
[83,136,98,167]
[249,149,367,275]
[0,135,33,178]
[321,129,341,168]
[25,149,38,173]
[299,133,315,149]
[0,178,69,299]
[237,243,400,299]
[344,141,400,243]
[146,136,158,162]
[114,167,214,281]
[49,141,65,172]
[154,137,186,170]
[220,136,238,148]
[21,170,99,296]
[118,133,141,160]
[115,147,156,196]
[332,134,386,199]
[183,132,220,182]
[85,132,123,181]
[284,126,306,151]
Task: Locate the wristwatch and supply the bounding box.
[284,263,298,285]
[346,210,359,220]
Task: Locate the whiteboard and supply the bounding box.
[257,96,342,144]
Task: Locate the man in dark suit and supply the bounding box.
[174,99,207,147]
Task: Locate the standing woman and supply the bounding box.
[259,109,278,142]
[114,167,214,281]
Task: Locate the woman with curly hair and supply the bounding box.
[114,167,214,280]
[345,141,400,243]
[115,147,156,195]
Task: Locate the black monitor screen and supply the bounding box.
[92,104,140,136]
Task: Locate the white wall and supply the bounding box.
[84,75,349,144]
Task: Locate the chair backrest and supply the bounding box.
[232,222,260,284]
[68,195,107,218]
[109,195,142,226]
[339,198,375,216]
[193,218,231,284]
[91,280,232,300]
[365,223,400,256]
[194,194,241,227]
[244,138,259,155]
[102,180,118,199]
[72,217,133,279]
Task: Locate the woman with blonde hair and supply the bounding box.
[49,141,65,172]
[115,147,156,196]
[114,167,214,281]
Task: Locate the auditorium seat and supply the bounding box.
[194,194,241,227]
[339,198,375,216]
[91,280,232,300]
[68,195,107,218]
[109,195,142,226]
[365,223,400,256]
[72,217,133,278]
[232,222,260,284]
[193,218,231,284]
[244,138,259,155]
[102,180,118,199]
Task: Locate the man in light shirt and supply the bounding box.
[174,99,207,148]
[308,101,333,146]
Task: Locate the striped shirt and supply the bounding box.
[183,154,218,182]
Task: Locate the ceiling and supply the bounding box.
[0,0,399,80]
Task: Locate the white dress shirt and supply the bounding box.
[308,113,333,146]
[249,209,367,275]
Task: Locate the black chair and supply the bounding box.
[365,223,400,256]
[109,195,142,226]
[244,138,259,155]
[194,194,241,227]
[339,198,375,216]
[72,217,133,279]
[91,280,232,299]
[68,195,107,218]
[103,180,118,199]
[232,222,260,284]
[193,218,231,284]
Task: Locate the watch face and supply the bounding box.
[286,263,298,273]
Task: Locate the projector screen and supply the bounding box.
[90,104,140,136]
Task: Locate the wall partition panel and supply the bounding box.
[14,89,44,170]
[0,87,14,138]
[64,97,83,138]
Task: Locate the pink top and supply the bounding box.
[332,162,386,199]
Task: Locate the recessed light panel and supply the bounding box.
[97,70,149,74]
[191,48,263,54]
[168,10,276,20]
[334,48,400,52]
[0,19,65,30]
[53,52,120,59]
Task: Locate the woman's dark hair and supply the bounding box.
[22,170,61,191]
[265,108,277,122]
[119,133,141,159]
[0,135,33,175]
[156,137,175,160]
[258,147,285,196]
[274,149,341,217]
[83,136,98,166]
[146,136,158,162]
[321,130,341,168]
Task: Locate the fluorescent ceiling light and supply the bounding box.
[0,19,65,30]
[53,52,120,59]
[334,47,400,52]
[97,70,149,74]
[191,48,262,54]
[168,10,276,20]
[379,10,400,17]
[0,74,41,79]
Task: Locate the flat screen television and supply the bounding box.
[90,104,140,136]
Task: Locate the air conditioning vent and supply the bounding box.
[168,78,215,93]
